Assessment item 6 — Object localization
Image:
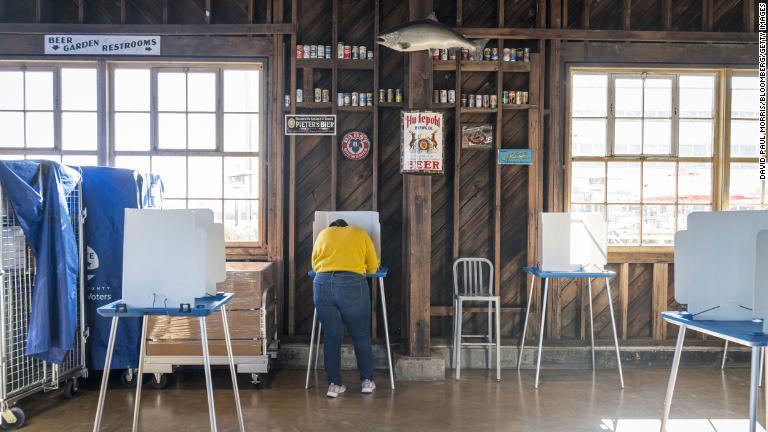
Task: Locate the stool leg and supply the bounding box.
[93,316,119,432]
[517,276,536,370]
[749,346,760,432]
[587,278,596,371]
[487,300,492,370]
[495,298,501,382]
[452,297,458,369]
[721,340,729,369]
[131,316,148,432]
[305,308,318,389]
[315,323,322,370]
[605,278,624,388]
[455,299,463,380]
[661,326,686,432]
[759,348,764,388]
[534,278,549,389]
[379,277,395,390]
[221,306,245,432]
[200,317,217,432]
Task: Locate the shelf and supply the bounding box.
[296,58,333,69]
[296,101,333,109]
[461,107,498,114]
[433,60,456,71]
[337,105,373,112]
[378,102,405,108]
[431,103,456,110]
[460,61,498,72]
[337,59,375,70]
[501,62,531,72]
[502,104,538,110]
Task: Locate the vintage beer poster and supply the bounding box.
[400,111,444,174]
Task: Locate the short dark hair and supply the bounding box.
[329,219,348,227]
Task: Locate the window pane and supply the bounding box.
[158,72,186,111]
[29,154,61,162]
[729,162,763,208]
[114,68,150,111]
[152,156,186,198]
[224,70,260,112]
[571,162,605,203]
[615,78,642,117]
[731,119,760,157]
[224,200,259,241]
[732,76,759,118]
[25,112,54,148]
[62,112,97,150]
[0,112,24,147]
[571,118,606,156]
[188,157,222,198]
[679,119,713,157]
[187,72,216,112]
[614,119,641,154]
[158,113,186,149]
[61,68,96,111]
[187,113,216,150]
[115,155,151,173]
[679,75,714,118]
[115,113,150,151]
[643,78,672,118]
[643,119,671,155]
[607,162,641,203]
[572,74,607,117]
[188,199,222,222]
[224,157,259,199]
[643,162,676,203]
[63,155,97,166]
[678,162,711,203]
[571,203,605,215]
[607,204,640,245]
[0,71,23,110]
[642,205,675,245]
[677,204,710,231]
[224,114,260,152]
[24,71,53,111]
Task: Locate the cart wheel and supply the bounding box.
[150,374,168,389]
[0,407,26,430]
[120,369,137,388]
[63,379,79,399]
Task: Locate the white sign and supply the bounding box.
[44,35,161,55]
[401,111,444,174]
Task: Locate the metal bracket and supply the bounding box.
[179,303,192,313]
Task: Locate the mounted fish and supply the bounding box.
[377,12,489,60]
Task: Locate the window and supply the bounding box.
[570,70,716,246]
[727,74,764,210]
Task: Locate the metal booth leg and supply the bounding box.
[221,306,245,432]
[378,277,395,390]
[721,340,729,369]
[199,317,218,432]
[93,316,120,432]
[587,278,596,371]
[487,299,492,370]
[305,309,318,389]
[534,278,549,389]
[452,297,459,369]
[604,278,625,389]
[131,316,149,432]
[495,298,501,382]
[517,276,536,370]
[661,326,686,432]
[315,323,322,370]
[749,347,760,432]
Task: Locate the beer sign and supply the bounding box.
[400,111,444,174]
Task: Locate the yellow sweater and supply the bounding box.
[312,226,380,275]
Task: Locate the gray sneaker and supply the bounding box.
[326,383,346,398]
[361,379,376,394]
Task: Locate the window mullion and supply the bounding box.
[607,74,616,157]
[672,74,680,158]
[54,67,63,152]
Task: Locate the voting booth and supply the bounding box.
[312,211,381,256]
[538,212,607,272]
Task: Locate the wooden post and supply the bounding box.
[546,39,562,213]
[549,0,562,29]
[121,0,128,24]
[623,0,631,30]
[652,263,669,340]
[662,0,672,31]
[702,0,713,32]
[744,0,756,32]
[619,263,629,340]
[403,0,433,358]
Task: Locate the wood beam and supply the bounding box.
[537,0,546,28]
[248,0,255,24]
[162,0,168,24]
[78,0,85,24]
[459,27,756,43]
[702,0,713,32]
[0,23,294,35]
[549,0,562,29]
[205,0,212,24]
[652,263,669,340]
[662,0,672,30]
[546,39,563,213]
[582,0,590,29]
[561,41,758,65]
[744,0,756,32]
[619,263,629,339]
[623,0,631,30]
[0,0,5,23]
[562,0,568,29]
[121,0,128,24]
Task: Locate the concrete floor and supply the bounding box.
[15,367,768,432]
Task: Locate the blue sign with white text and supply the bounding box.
[498,149,532,165]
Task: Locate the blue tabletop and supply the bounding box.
[523,266,616,279]
[662,311,768,347]
[308,266,389,279]
[97,293,234,318]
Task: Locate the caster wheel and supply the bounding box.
[0,407,26,430]
[150,374,168,389]
[252,373,271,389]
[120,369,137,388]
[63,379,79,399]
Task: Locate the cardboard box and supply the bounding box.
[216,262,275,310]
[147,311,261,341]
[146,339,262,357]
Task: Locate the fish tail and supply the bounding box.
[469,38,490,59]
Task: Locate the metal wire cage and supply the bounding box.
[0,182,87,427]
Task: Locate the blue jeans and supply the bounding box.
[313,272,374,385]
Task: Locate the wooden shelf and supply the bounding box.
[502,104,538,110]
[501,61,531,72]
[296,101,333,109]
[460,107,498,114]
[432,103,456,110]
[296,58,333,69]
[433,60,456,71]
[378,102,405,108]
[337,105,373,112]
[337,59,375,70]
[460,61,498,72]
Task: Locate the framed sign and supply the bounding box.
[340,131,371,160]
[44,35,160,55]
[498,149,533,165]
[401,111,444,174]
[285,114,336,136]
[461,123,493,150]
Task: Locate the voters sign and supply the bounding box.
[44,35,161,55]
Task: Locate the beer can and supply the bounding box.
[440,49,448,61]
[359,92,366,106]
[524,48,530,62]
[359,46,367,59]
[351,46,358,59]
[344,93,351,106]
[304,45,311,59]
[461,49,469,61]
[387,88,394,103]
[515,91,523,105]
[322,89,330,103]
[379,89,386,103]
[440,89,448,104]
[296,44,304,59]
[367,93,373,106]
[337,42,345,59]
[432,49,440,60]
[510,48,517,61]
[325,45,332,59]
[351,92,359,106]
[502,48,510,62]
[502,91,509,105]
[310,45,317,59]
[433,90,440,104]
[516,48,524,61]
[509,91,516,104]
[491,47,498,60]
[482,94,489,108]
[449,50,456,60]
[468,94,475,108]
[338,93,345,107]
[490,94,497,109]
[483,48,491,61]
[448,89,456,104]
[461,93,467,107]
[367,50,374,60]
[284,94,290,108]
[522,91,529,104]
[314,88,322,103]
[296,88,303,103]
[476,94,483,108]
[395,89,403,103]
[344,45,351,59]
